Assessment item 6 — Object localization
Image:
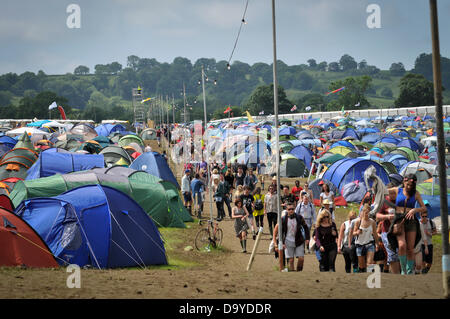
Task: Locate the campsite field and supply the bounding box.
[0,140,447,299]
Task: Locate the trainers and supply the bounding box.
[281,268,289,272]
[253,233,256,240]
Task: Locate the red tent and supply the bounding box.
[0,208,59,268]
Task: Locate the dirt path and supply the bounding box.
[0,138,446,299]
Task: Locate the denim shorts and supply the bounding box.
[381,232,399,264]
[356,243,375,257]
[284,242,305,259]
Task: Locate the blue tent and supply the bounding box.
[14,184,167,268]
[331,130,346,140]
[279,126,297,136]
[384,154,409,171]
[397,138,424,153]
[95,124,127,137]
[26,148,105,180]
[341,128,360,140]
[421,194,450,219]
[130,152,180,189]
[380,136,400,145]
[296,132,316,140]
[362,133,382,144]
[0,135,17,156]
[322,158,389,191]
[289,145,313,170]
[342,181,367,203]
[330,140,356,150]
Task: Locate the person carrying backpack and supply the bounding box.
[253,187,265,231]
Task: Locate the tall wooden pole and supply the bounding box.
[429,0,449,299]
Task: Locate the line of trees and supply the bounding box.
[0,53,448,122]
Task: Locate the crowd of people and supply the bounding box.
[181,160,437,274]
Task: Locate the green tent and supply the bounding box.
[140,128,157,140]
[14,133,35,150]
[390,147,419,161]
[279,154,308,177]
[100,145,133,167]
[416,182,450,196]
[0,147,39,180]
[373,142,397,153]
[328,146,354,156]
[118,135,145,148]
[380,162,398,175]
[350,140,374,150]
[10,167,192,228]
[315,153,345,165]
[279,142,294,153]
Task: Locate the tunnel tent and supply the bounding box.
[14,184,167,268]
[140,128,157,140]
[25,148,105,180]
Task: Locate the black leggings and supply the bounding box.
[216,201,225,219]
[267,212,278,235]
[254,215,264,228]
[320,245,337,272]
[224,196,232,217]
[342,245,358,273]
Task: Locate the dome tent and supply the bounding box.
[14,185,167,268]
[322,158,389,192]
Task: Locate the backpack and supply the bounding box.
[255,198,264,211]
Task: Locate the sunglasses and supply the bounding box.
[287,208,295,211]
[404,178,417,182]
[323,216,330,219]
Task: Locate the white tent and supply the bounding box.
[5,127,47,136]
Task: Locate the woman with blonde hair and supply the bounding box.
[349,204,379,273]
[314,209,338,272]
[234,184,244,199]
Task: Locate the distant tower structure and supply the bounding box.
[132,86,145,133]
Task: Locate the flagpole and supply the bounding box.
[271,0,283,271]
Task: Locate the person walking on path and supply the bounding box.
[214,173,228,221]
[291,180,303,203]
[181,169,192,215]
[349,204,379,273]
[264,185,279,236]
[240,186,257,240]
[253,187,265,231]
[191,173,205,218]
[314,209,338,272]
[244,168,258,193]
[338,210,359,273]
[387,173,427,275]
[420,211,437,273]
[320,183,335,217]
[300,182,314,203]
[272,202,310,271]
[232,198,250,253]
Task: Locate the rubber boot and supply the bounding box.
[399,255,407,275]
[406,259,415,275]
[239,240,244,251]
[243,240,247,253]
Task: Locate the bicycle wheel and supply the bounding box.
[194,228,211,251]
[213,228,223,247]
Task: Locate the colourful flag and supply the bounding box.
[341,106,345,113]
[290,105,297,112]
[305,106,312,111]
[355,102,361,107]
[245,111,255,123]
[224,106,232,114]
[259,110,264,115]
[326,87,346,96]
[141,97,151,104]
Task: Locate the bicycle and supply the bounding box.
[194,218,223,252]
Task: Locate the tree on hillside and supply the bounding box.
[0,91,13,107]
[395,73,435,108]
[74,65,90,75]
[380,87,393,98]
[358,60,368,70]
[17,91,70,119]
[327,76,372,110]
[389,62,406,76]
[339,54,358,72]
[108,62,122,75]
[328,62,340,72]
[245,84,292,115]
[291,72,315,90]
[297,93,326,112]
[127,55,140,71]
[317,61,328,71]
[307,59,317,68]
[412,53,450,90]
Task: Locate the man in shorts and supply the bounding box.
[273,202,310,271]
[181,169,192,214]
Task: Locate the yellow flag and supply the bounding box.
[245,111,255,123]
[141,97,151,104]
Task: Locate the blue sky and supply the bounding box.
[1,0,449,75]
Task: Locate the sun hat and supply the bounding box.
[322,199,331,205]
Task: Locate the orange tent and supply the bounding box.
[0,208,59,268]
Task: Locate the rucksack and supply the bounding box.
[255,199,264,211]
